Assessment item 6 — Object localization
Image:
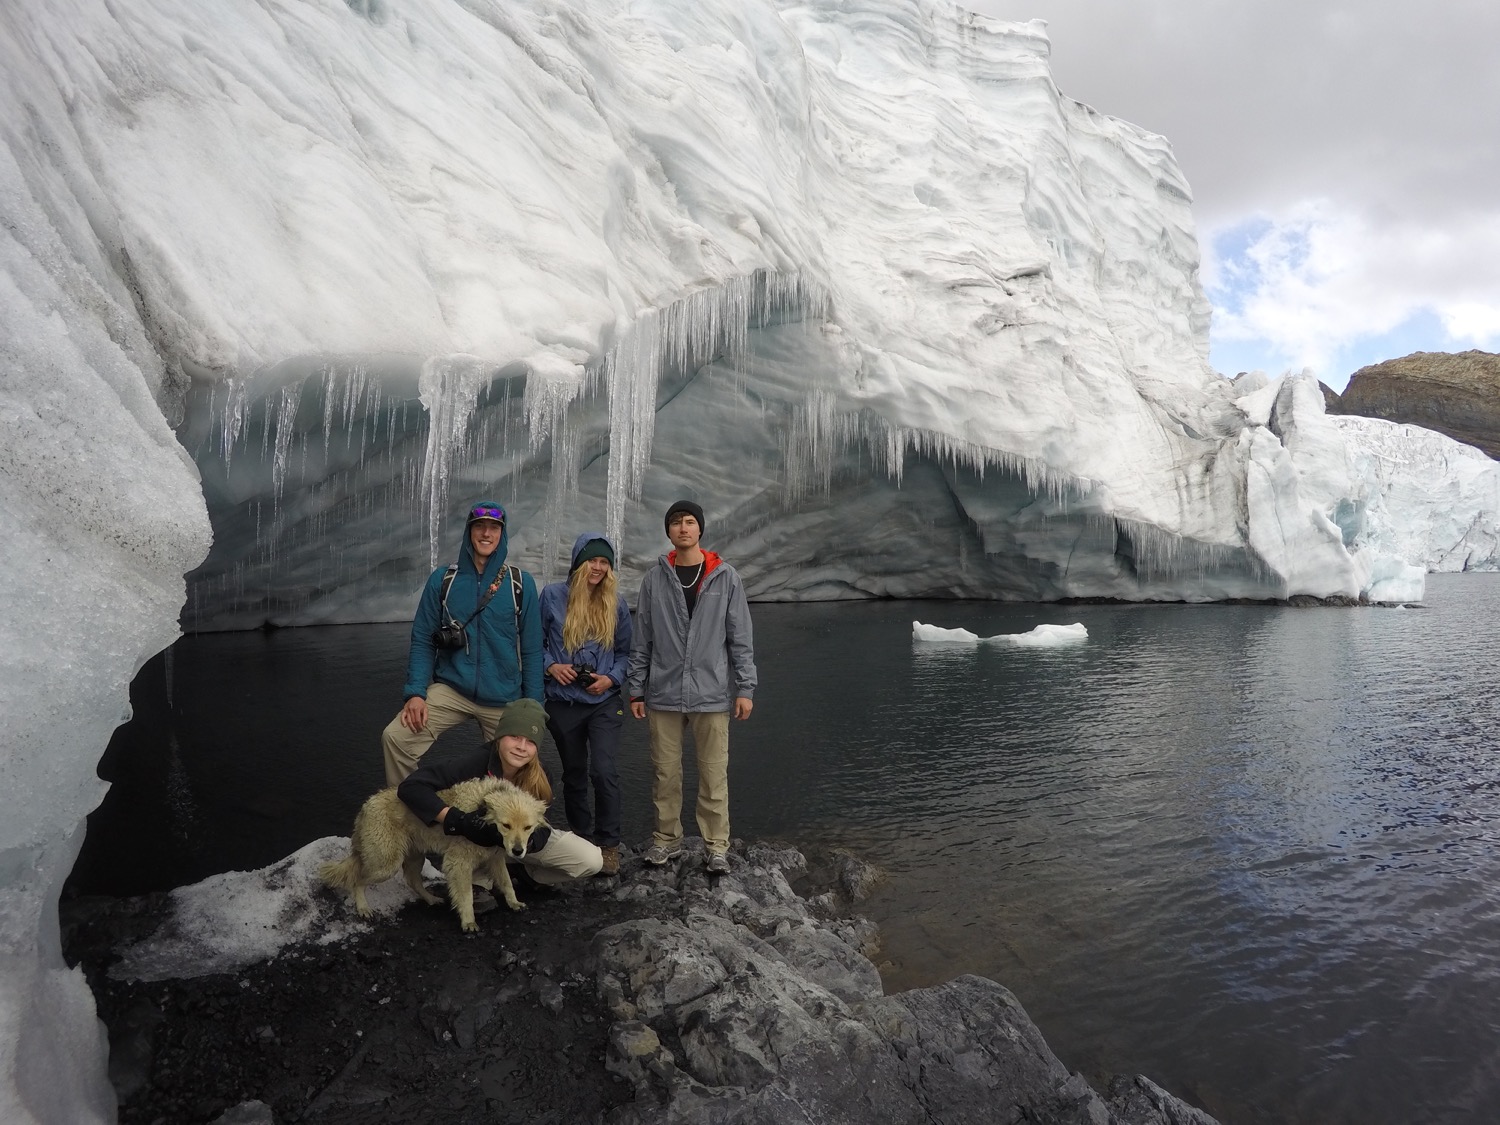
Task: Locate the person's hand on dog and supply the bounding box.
[527,825,551,854]
[441,807,503,849]
[399,696,428,732]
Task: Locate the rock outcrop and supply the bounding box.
[68,838,1221,1124]
[596,842,1218,1124]
[1330,351,1500,459]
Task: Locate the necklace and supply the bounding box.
[676,559,704,589]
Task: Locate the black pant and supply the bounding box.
[546,697,624,847]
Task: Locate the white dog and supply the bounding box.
[319,776,548,932]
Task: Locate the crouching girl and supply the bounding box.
[396,697,603,885]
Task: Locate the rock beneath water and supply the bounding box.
[1331,350,1500,459]
[67,839,1220,1124]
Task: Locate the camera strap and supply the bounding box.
[443,564,524,668]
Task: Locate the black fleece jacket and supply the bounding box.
[396,743,553,826]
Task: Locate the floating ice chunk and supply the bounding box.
[912,621,983,644]
[912,621,1088,646]
[110,838,417,982]
[995,622,1089,647]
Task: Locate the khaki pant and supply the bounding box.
[646,710,730,854]
[469,829,602,887]
[381,682,511,786]
[522,829,603,884]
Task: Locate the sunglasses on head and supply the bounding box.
[469,505,504,522]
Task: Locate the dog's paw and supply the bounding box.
[505,899,528,912]
[460,919,479,933]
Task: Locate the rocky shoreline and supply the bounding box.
[63,839,1220,1125]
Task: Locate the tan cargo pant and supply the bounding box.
[469,829,602,886]
[646,710,730,854]
[381,682,511,786]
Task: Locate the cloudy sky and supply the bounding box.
[969,0,1500,389]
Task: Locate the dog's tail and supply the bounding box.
[318,855,362,891]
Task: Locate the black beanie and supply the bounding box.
[492,698,547,744]
[573,537,615,570]
[664,499,706,536]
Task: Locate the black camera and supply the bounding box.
[572,662,596,687]
[432,622,467,650]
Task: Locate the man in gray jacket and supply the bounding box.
[628,500,756,874]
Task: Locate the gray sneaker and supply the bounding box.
[704,852,730,875]
[643,842,682,866]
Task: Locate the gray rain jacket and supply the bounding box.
[627,550,757,713]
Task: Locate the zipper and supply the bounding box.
[469,562,484,699]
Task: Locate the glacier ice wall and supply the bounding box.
[1,4,212,1116]
[3,0,1500,1114]
[8,0,1484,633]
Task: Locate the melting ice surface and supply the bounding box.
[3,0,1500,1119]
[108,840,402,984]
[913,620,1089,646]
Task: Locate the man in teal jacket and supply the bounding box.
[381,500,543,786]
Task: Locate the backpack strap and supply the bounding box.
[448,563,528,680]
[438,564,460,628]
[508,565,524,674]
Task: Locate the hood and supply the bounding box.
[570,530,614,571]
[666,549,723,580]
[460,498,510,577]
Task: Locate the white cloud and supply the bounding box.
[1205,204,1500,379]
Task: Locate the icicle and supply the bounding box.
[218,379,249,474]
[601,269,830,547]
[270,384,299,504]
[604,309,663,548]
[418,355,490,567]
[525,372,585,581]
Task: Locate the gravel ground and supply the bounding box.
[63,859,680,1125]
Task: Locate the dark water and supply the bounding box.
[73,574,1500,1125]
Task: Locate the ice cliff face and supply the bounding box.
[4,0,1500,1118]
[9,0,1486,631]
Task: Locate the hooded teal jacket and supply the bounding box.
[402,500,543,706]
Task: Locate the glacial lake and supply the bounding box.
[74,572,1500,1125]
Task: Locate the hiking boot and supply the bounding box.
[596,845,620,876]
[642,842,682,866]
[704,851,730,876]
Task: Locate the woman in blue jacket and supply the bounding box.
[540,532,631,875]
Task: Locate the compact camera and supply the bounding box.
[572,662,597,688]
[432,622,468,651]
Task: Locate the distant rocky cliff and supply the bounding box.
[1328,351,1500,460]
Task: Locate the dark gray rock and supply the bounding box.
[593,846,1221,1125]
[209,1101,276,1125]
[832,849,883,903]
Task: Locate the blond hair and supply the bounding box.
[561,561,618,652]
[511,757,553,804]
